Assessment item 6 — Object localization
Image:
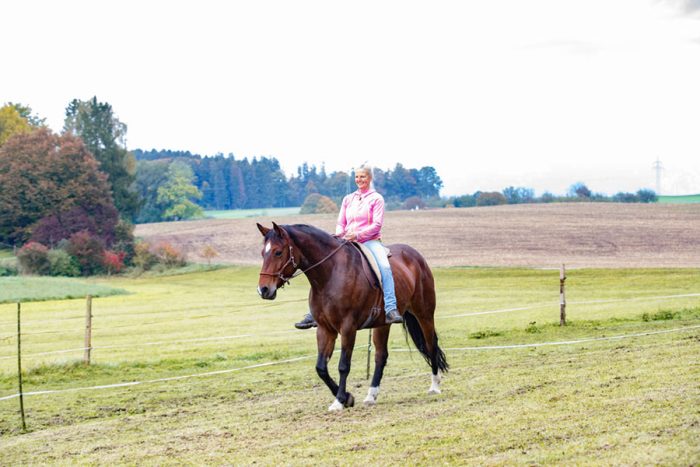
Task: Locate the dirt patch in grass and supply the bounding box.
[135,203,700,268]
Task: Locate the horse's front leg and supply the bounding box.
[315,327,339,398]
[329,329,357,411]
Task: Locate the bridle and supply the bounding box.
[259,239,348,286]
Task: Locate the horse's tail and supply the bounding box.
[402,311,449,372]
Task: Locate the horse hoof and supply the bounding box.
[428,387,442,395]
[328,399,344,411]
[363,396,377,406]
[344,393,355,408]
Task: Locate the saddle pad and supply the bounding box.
[355,242,391,289]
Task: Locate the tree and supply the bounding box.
[0,128,119,246]
[403,196,427,210]
[637,189,657,203]
[502,186,535,204]
[300,194,338,214]
[64,97,139,219]
[476,192,508,206]
[156,161,204,221]
[134,160,171,223]
[7,102,46,127]
[568,182,592,199]
[0,104,32,146]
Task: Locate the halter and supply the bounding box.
[259,239,348,286]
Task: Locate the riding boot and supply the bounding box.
[385,308,403,324]
[294,312,317,329]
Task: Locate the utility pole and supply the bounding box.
[652,158,663,195]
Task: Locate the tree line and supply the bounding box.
[133,149,443,221]
[0,98,444,251]
[0,96,657,261]
[444,182,657,208]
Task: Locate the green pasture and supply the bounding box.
[204,207,300,219]
[658,193,700,204]
[0,276,127,304]
[0,267,699,464]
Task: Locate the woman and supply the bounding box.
[294,165,402,329]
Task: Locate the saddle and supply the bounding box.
[351,242,391,289]
[351,242,394,330]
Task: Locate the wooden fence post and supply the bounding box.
[84,295,93,365]
[366,329,372,380]
[560,264,567,326]
[17,302,27,432]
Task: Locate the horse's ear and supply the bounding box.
[257,223,270,236]
[272,222,290,240]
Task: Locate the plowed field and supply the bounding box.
[135,203,700,268]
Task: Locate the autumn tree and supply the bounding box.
[64,97,139,219]
[0,104,32,146]
[0,128,118,246]
[300,193,338,214]
[7,102,46,128]
[476,191,508,206]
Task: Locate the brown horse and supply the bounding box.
[256,222,448,411]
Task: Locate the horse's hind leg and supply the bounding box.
[411,307,448,394]
[363,325,390,406]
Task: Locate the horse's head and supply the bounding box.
[256,222,299,300]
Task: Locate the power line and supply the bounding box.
[652,158,664,195]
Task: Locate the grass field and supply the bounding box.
[1,266,699,464]
[0,276,128,304]
[658,194,700,204]
[204,207,300,219]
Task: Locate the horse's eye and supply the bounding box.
[274,250,283,257]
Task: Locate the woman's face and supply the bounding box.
[355,170,371,191]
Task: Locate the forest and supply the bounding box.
[133,149,443,219]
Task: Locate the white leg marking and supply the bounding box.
[328,399,344,412]
[363,386,380,406]
[428,374,442,394]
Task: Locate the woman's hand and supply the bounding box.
[344,231,358,242]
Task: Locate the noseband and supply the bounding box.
[259,240,348,286]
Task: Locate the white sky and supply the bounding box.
[3,0,699,196]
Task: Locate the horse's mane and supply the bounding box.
[284,224,338,246]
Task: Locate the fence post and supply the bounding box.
[560,264,567,326]
[366,328,372,380]
[84,295,93,365]
[17,302,27,432]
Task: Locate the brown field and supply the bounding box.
[135,203,700,268]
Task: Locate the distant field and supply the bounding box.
[0,277,128,304]
[658,194,700,204]
[204,207,300,219]
[137,203,700,268]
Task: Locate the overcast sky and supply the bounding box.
[3,0,699,196]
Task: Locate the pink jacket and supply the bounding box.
[335,189,385,243]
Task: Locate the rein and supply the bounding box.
[259,239,348,286]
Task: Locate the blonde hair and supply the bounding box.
[354,164,374,190]
[355,164,373,180]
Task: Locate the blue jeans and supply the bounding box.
[363,240,397,312]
